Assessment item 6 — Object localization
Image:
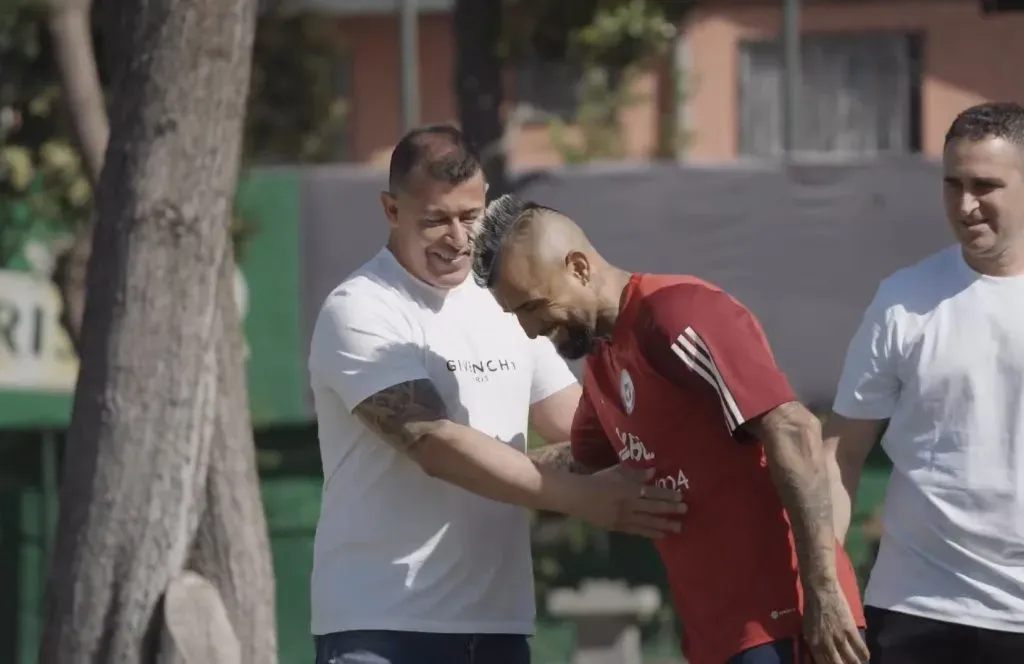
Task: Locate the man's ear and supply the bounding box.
[380,191,400,228]
[565,250,591,286]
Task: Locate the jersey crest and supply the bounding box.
[619,368,636,415]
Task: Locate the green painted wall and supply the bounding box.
[235,169,308,427]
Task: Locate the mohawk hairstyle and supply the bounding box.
[945,102,1024,148]
[472,194,553,288]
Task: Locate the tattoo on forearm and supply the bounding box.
[528,441,597,475]
[353,379,448,454]
[754,401,837,588]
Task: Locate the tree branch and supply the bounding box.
[46,0,107,353]
[47,0,108,187]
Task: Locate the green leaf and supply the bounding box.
[1,145,35,191]
[27,86,60,117]
[66,175,91,208]
[39,140,80,174]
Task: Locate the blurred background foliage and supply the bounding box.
[0,1,350,267]
[504,0,694,163]
[1,0,696,264]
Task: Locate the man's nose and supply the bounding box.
[959,192,979,218]
[447,219,469,247]
[516,313,540,339]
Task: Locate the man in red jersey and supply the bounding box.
[471,196,868,664]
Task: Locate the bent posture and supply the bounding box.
[472,197,867,664]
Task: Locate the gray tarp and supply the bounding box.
[301,158,952,411]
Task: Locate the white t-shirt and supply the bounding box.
[308,248,577,636]
[834,245,1024,633]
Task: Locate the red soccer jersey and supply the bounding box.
[572,274,864,664]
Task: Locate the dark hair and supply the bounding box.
[944,102,1024,147]
[471,194,557,288]
[388,124,481,192]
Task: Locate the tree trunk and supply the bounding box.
[186,247,277,664]
[453,0,509,198]
[37,0,265,662]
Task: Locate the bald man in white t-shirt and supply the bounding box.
[826,102,1024,664]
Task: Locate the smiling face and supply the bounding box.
[942,136,1024,269]
[491,244,602,360]
[382,169,486,289]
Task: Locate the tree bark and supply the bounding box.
[454,0,510,198]
[186,247,277,664]
[37,0,266,662]
[158,572,241,664]
[51,222,92,353]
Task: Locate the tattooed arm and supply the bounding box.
[354,377,688,536]
[748,404,870,664]
[531,385,620,475]
[351,379,687,539]
[352,378,449,455]
[353,378,596,512]
[315,294,681,537]
[744,401,839,590]
[527,383,602,474]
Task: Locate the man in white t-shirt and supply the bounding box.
[826,102,1024,663]
[308,125,685,664]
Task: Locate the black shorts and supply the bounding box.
[728,632,867,664]
[313,630,530,664]
[727,636,814,663]
[866,606,1024,664]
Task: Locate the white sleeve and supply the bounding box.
[832,286,902,420]
[528,336,579,405]
[309,293,430,413]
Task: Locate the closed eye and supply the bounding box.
[516,298,550,313]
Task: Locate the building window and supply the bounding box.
[514,57,583,122]
[737,32,922,158]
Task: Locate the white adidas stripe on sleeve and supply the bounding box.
[669,326,745,431]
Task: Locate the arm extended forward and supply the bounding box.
[353,378,683,535]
